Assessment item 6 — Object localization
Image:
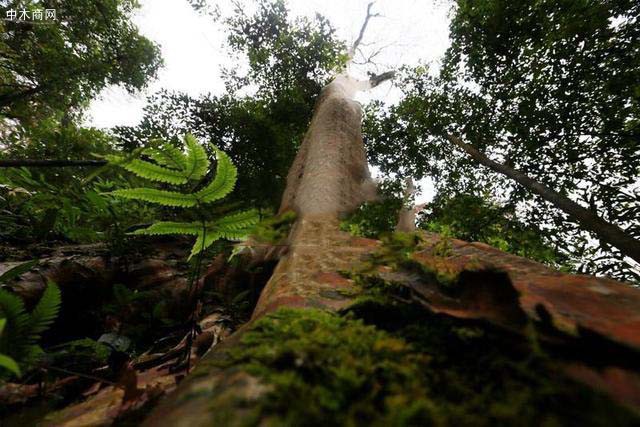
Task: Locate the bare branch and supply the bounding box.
[0,159,107,168]
[348,2,381,61]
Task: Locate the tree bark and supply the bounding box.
[447,134,640,265]
[395,177,417,232]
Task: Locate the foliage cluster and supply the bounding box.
[0,0,162,248]
[364,0,640,282]
[339,179,404,239]
[113,0,348,209]
[108,134,260,259]
[419,193,565,266]
[0,281,61,378]
[0,0,162,126]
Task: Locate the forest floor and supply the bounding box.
[1,232,640,425]
[0,237,268,425]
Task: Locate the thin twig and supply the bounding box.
[46,366,118,387]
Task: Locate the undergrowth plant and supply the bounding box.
[107,134,259,259]
[108,134,260,369]
[0,281,61,378]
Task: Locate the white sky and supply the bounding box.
[86,0,453,202]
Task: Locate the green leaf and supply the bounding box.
[27,281,61,340]
[120,159,189,184]
[0,289,29,340]
[183,134,210,181]
[189,230,222,260]
[0,352,21,377]
[215,227,253,241]
[109,188,197,207]
[195,148,237,203]
[211,209,260,231]
[0,260,39,284]
[143,143,187,171]
[132,221,203,236]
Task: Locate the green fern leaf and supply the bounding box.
[0,352,21,377]
[0,289,30,344]
[27,281,61,341]
[199,210,260,247]
[143,143,187,171]
[211,209,260,231]
[215,228,253,241]
[0,259,39,284]
[110,135,249,261]
[183,134,210,181]
[118,159,189,185]
[189,230,222,260]
[110,188,197,207]
[195,148,237,203]
[132,221,203,236]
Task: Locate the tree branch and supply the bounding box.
[348,2,380,61]
[369,70,395,87]
[0,159,107,168]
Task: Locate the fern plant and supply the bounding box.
[0,281,61,378]
[107,134,259,259]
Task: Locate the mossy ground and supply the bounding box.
[210,305,637,426]
[207,232,639,426]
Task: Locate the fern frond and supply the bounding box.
[0,259,38,283]
[189,230,222,260]
[143,143,187,171]
[183,134,210,181]
[0,289,32,368]
[0,289,29,342]
[109,188,197,207]
[211,209,260,231]
[119,159,188,185]
[27,281,61,342]
[195,148,237,203]
[0,319,22,377]
[132,221,203,236]
[215,227,253,241]
[0,352,21,377]
[109,136,249,261]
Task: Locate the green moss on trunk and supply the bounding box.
[208,304,638,426]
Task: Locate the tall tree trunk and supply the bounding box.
[252,71,391,319]
[142,7,640,425]
[395,177,417,232]
[447,134,640,265]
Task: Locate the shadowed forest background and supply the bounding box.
[0,0,639,425]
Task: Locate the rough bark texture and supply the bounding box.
[447,134,640,265]
[278,74,377,219]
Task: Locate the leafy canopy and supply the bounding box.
[0,0,162,127]
[365,0,640,282]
